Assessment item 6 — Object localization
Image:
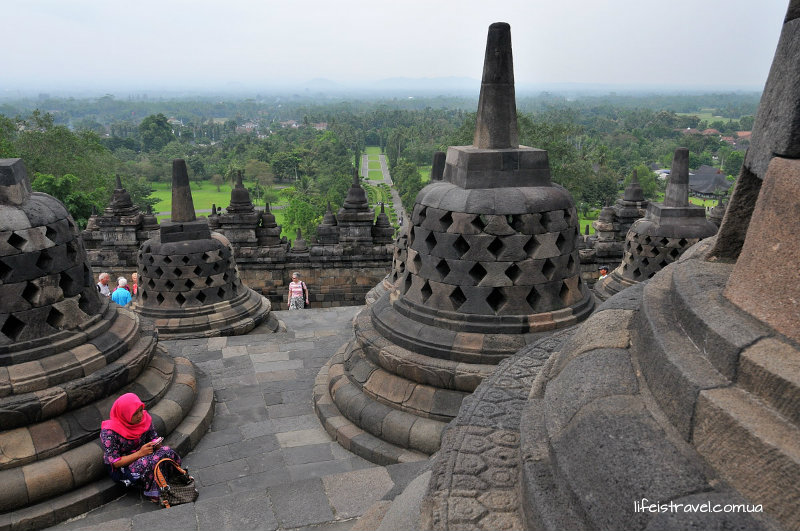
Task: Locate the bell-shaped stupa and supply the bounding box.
[313,22,594,464]
[133,160,281,338]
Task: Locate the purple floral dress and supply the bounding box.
[100,427,181,497]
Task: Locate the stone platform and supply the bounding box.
[46,307,429,531]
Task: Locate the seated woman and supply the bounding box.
[100,393,182,501]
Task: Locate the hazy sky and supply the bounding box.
[4,0,789,92]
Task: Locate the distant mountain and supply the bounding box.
[371,77,479,93]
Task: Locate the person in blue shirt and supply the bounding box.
[112,277,132,307]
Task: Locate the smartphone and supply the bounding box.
[151,437,164,445]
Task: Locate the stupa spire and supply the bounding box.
[473,22,518,149]
[664,147,690,207]
[171,159,196,222]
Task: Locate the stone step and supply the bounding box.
[668,252,771,381]
[313,354,430,465]
[736,337,800,428]
[693,386,800,528]
[0,356,214,531]
[633,266,729,440]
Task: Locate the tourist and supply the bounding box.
[598,266,609,280]
[287,272,309,310]
[97,272,111,297]
[100,393,183,502]
[112,277,132,307]
[131,272,139,298]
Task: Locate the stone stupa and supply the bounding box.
[132,159,281,338]
[0,159,213,530]
[314,22,594,464]
[594,148,718,300]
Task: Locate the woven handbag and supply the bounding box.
[153,458,198,508]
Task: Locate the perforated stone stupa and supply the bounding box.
[595,147,718,300]
[314,22,594,464]
[0,159,213,530]
[132,159,281,339]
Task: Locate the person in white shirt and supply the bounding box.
[97,272,111,297]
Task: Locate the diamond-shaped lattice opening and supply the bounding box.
[403,273,413,294]
[542,258,556,281]
[193,265,203,276]
[486,287,507,313]
[524,236,539,257]
[408,227,415,247]
[22,282,41,305]
[196,291,207,303]
[660,237,670,246]
[7,232,26,250]
[648,271,658,279]
[175,293,186,306]
[153,266,164,277]
[144,245,151,254]
[563,209,573,225]
[36,249,53,271]
[163,256,172,264]
[643,236,652,245]
[59,272,76,294]
[632,267,642,279]
[217,287,226,299]
[669,248,680,259]
[449,286,466,310]
[148,279,156,289]
[205,277,214,286]
[212,262,221,273]
[417,206,427,224]
[626,241,632,251]
[641,257,650,266]
[420,280,433,303]
[156,293,165,305]
[469,263,487,284]
[487,237,503,258]
[411,253,422,274]
[440,211,453,231]
[2,314,25,340]
[505,263,522,283]
[202,252,211,262]
[453,235,470,258]
[472,215,485,232]
[509,215,524,232]
[185,279,195,289]
[223,272,230,282]
[424,232,437,252]
[555,233,567,253]
[181,255,190,264]
[559,282,571,304]
[678,238,689,248]
[526,287,540,311]
[567,254,576,273]
[659,260,669,268]
[165,279,175,290]
[0,259,12,281]
[65,241,78,263]
[635,244,643,254]
[141,291,148,301]
[435,259,450,280]
[45,225,58,243]
[173,267,182,277]
[46,307,65,329]
[148,255,155,264]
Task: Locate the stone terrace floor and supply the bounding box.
[49,306,428,531]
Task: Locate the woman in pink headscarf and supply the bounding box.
[100,393,182,500]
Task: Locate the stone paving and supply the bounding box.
[48,306,429,531]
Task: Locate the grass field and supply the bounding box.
[150,181,285,213]
[418,165,432,183]
[676,109,729,122]
[368,170,383,181]
[368,161,381,170]
[689,197,719,207]
[365,146,382,155]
